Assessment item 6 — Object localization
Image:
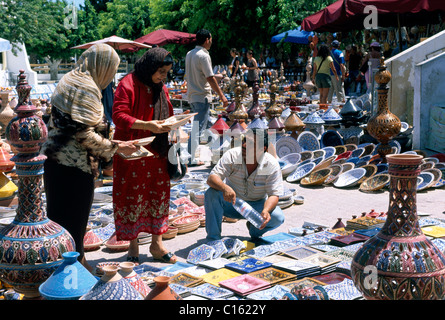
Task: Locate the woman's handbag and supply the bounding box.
[167,143,187,181]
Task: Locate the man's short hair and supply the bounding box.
[196,29,211,46]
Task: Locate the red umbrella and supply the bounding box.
[134,29,196,47]
[302,0,445,33]
[71,35,151,52]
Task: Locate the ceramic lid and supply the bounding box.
[210,115,230,135]
[303,111,325,124]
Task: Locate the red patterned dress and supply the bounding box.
[112,73,173,241]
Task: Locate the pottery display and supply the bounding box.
[119,261,151,298]
[39,252,98,300]
[359,173,390,192]
[351,154,445,300]
[145,276,183,300]
[0,70,75,299]
[334,168,367,188]
[83,228,103,251]
[300,168,332,186]
[286,162,316,183]
[104,231,130,251]
[366,58,401,162]
[81,265,143,300]
[284,106,305,139]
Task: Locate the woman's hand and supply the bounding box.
[113,140,139,156]
[144,120,172,134]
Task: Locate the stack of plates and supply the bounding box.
[273,260,321,278]
[162,226,179,240]
[137,232,152,245]
[172,214,201,234]
[345,216,385,231]
[298,253,342,275]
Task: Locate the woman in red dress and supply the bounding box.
[112,47,177,264]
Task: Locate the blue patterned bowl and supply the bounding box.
[286,162,316,183]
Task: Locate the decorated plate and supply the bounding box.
[297,131,320,151]
[280,152,301,165]
[190,283,233,300]
[321,146,336,159]
[334,168,367,188]
[417,172,434,191]
[219,274,270,295]
[225,258,272,274]
[359,173,390,192]
[248,267,296,285]
[286,162,316,183]
[321,130,344,148]
[275,136,302,158]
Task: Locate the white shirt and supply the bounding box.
[185,46,215,104]
[210,147,284,202]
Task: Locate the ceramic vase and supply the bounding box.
[248,81,265,120]
[366,58,401,162]
[80,265,143,300]
[229,80,249,122]
[119,261,151,298]
[38,251,98,300]
[351,154,445,300]
[145,276,182,300]
[0,70,75,299]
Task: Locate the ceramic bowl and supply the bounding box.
[351,147,365,158]
[334,168,367,188]
[357,143,375,157]
[293,195,305,205]
[375,163,388,174]
[357,164,378,184]
[359,174,390,192]
[424,157,440,164]
[286,162,316,183]
[280,153,302,165]
[334,145,347,155]
[417,172,434,191]
[299,151,313,162]
[335,151,352,162]
[344,144,357,151]
[435,162,445,170]
[301,168,332,186]
[423,168,442,188]
[323,164,343,185]
[281,162,300,177]
[104,233,130,252]
[420,161,435,171]
[312,156,324,166]
[322,146,336,159]
[341,162,355,173]
[313,149,326,160]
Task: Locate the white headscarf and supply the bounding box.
[51,43,120,126]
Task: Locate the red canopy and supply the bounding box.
[134,29,196,47]
[302,0,445,32]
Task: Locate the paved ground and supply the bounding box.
[85,161,445,271]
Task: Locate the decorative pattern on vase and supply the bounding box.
[228,79,249,122]
[119,261,151,298]
[0,70,75,299]
[366,58,401,162]
[351,154,445,300]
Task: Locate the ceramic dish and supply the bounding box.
[423,168,442,188]
[280,152,301,165]
[248,267,296,285]
[334,168,367,188]
[299,150,314,162]
[341,162,355,173]
[225,258,273,274]
[313,155,336,172]
[322,146,336,159]
[297,131,320,151]
[323,164,343,185]
[357,164,378,184]
[334,145,347,155]
[359,173,390,192]
[275,136,302,158]
[321,130,344,148]
[417,172,435,191]
[351,147,365,158]
[219,274,270,296]
[300,168,332,186]
[313,149,326,159]
[286,162,316,183]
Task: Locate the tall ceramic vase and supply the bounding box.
[351,154,445,300]
[366,58,401,163]
[145,276,182,300]
[0,70,75,299]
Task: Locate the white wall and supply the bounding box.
[385,29,445,124]
[5,42,38,86]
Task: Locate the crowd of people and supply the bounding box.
[42,26,418,273]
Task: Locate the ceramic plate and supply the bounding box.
[248,267,296,285]
[334,168,367,188]
[322,146,336,159]
[417,172,434,191]
[219,274,270,295]
[225,258,272,274]
[186,244,216,264]
[190,283,234,299]
[321,130,344,148]
[297,131,320,151]
[359,173,390,192]
[206,240,228,259]
[286,162,316,183]
[275,136,302,158]
[246,285,290,300]
[280,152,301,165]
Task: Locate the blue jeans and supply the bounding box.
[204,187,285,241]
[187,100,210,165]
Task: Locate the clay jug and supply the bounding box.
[351,154,445,300]
[145,276,182,300]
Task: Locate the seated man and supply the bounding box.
[204,129,285,241]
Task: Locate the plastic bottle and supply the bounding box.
[232,198,265,229]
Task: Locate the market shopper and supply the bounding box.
[112,47,178,264]
[312,44,339,104]
[204,129,285,241]
[42,44,138,272]
[345,45,363,96]
[243,50,259,87]
[327,40,346,103]
[361,42,382,90]
[229,48,241,79]
[185,29,228,166]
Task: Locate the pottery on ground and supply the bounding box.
[145,276,183,300]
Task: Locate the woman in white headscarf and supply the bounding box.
[42,44,138,272]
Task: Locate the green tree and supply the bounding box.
[97,0,151,40]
